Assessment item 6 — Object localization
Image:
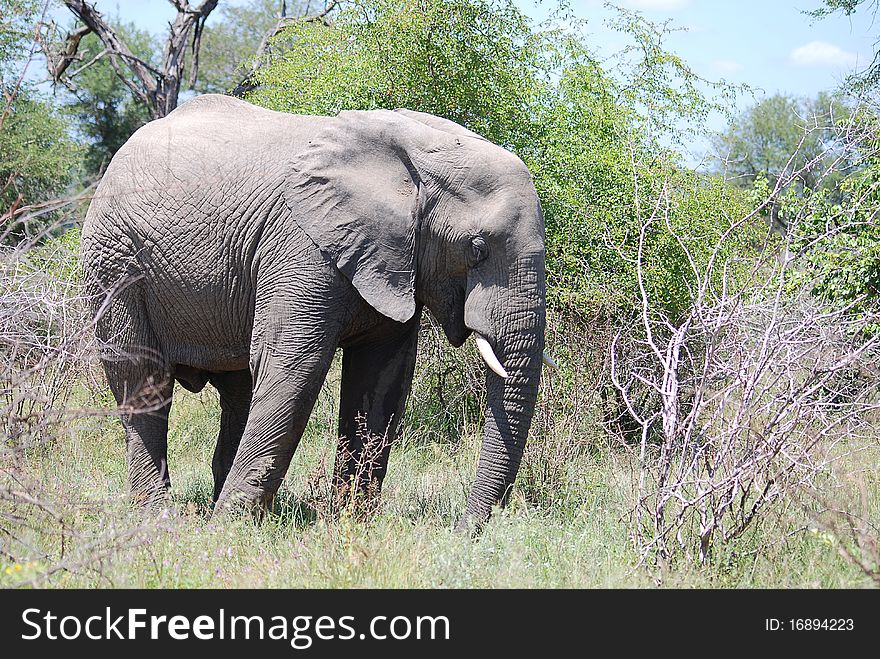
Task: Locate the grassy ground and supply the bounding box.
[3,356,878,590]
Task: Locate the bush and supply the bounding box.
[785,103,880,326]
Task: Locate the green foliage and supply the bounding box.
[529,54,757,318]
[0,0,40,83]
[249,0,546,144]
[0,1,81,234]
[63,26,155,174]
[605,8,742,144]
[26,226,83,282]
[809,0,872,13]
[191,0,305,94]
[0,91,81,218]
[249,0,758,322]
[788,113,880,322]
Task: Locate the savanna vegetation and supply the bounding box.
[1,0,879,587]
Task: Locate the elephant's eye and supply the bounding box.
[469,235,488,267]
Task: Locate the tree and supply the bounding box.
[1,92,82,235]
[40,1,342,116]
[711,93,849,193]
[786,107,880,322]
[1,0,36,77]
[41,0,219,119]
[1,0,44,111]
[249,0,542,144]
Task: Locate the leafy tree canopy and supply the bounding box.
[1,0,40,83]
[786,107,880,322]
[191,0,309,94]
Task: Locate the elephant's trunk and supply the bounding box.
[457,255,545,533]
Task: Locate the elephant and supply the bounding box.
[81,93,550,531]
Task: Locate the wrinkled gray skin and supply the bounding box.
[82,94,546,531]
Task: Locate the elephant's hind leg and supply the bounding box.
[214,340,339,513]
[117,389,173,510]
[208,369,252,502]
[96,288,174,510]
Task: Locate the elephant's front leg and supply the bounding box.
[213,286,344,514]
[335,314,420,513]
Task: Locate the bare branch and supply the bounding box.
[39,22,91,83]
[608,102,880,566]
[62,0,159,94]
[41,0,220,118]
[60,47,107,86]
[187,9,208,88]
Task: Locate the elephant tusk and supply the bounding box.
[543,351,558,371]
[475,333,508,379]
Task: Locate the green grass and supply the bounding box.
[2,369,878,589]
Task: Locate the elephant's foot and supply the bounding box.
[212,477,278,520]
[127,451,173,514]
[128,482,175,517]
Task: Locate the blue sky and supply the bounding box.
[52,0,877,133]
[547,1,876,99]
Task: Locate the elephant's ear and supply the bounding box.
[393,109,488,143]
[284,110,436,323]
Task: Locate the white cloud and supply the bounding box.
[622,0,691,10]
[790,41,858,68]
[712,59,743,74]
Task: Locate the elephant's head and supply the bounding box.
[286,108,548,530]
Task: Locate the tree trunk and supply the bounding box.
[45,0,220,119]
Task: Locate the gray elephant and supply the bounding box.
[81,94,550,531]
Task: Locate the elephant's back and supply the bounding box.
[123,94,324,167]
[83,94,308,245]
